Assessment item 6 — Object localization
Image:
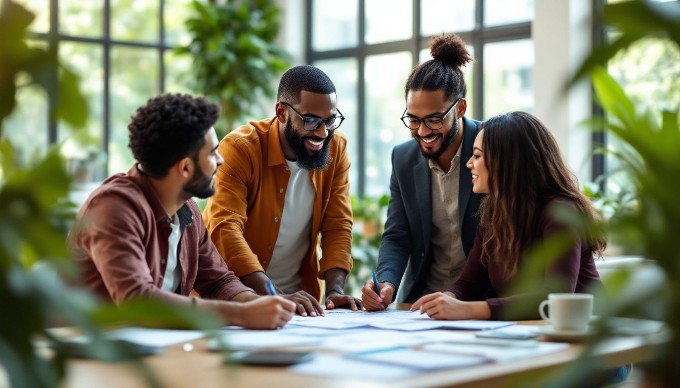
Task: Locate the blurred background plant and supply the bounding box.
[347,194,389,296]
[0,2,223,387]
[581,180,635,223]
[585,67,679,386]
[581,179,636,256]
[176,0,290,137]
[563,0,680,385]
[502,1,679,385]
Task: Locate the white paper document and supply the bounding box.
[370,319,514,331]
[209,329,322,350]
[102,327,205,348]
[422,340,569,363]
[347,347,487,370]
[291,354,419,381]
[318,329,431,352]
[289,309,515,331]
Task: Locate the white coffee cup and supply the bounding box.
[538,293,593,332]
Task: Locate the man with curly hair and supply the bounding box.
[69,93,295,329]
[203,65,362,316]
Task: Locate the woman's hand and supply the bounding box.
[410,292,490,320]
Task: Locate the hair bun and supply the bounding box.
[430,34,472,69]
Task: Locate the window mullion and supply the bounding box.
[103,0,111,176]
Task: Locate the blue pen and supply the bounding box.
[372,271,380,296]
[265,279,277,296]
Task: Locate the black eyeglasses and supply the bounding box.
[281,101,345,131]
[400,98,461,131]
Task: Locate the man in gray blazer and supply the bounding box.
[361,33,483,309]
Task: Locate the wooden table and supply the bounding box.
[62,314,667,388]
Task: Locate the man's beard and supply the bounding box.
[413,120,458,160]
[284,120,333,170]
[183,162,215,199]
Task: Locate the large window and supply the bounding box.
[6,0,536,193]
[4,0,192,182]
[307,0,534,197]
[593,0,680,191]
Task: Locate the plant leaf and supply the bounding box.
[56,66,88,128]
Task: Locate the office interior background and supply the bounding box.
[4,0,678,200]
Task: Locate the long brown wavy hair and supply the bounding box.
[477,112,606,277]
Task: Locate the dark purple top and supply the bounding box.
[446,199,602,320]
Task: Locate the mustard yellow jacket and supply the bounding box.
[203,118,353,300]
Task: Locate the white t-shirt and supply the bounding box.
[161,214,182,292]
[265,160,315,294]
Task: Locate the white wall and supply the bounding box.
[263,0,306,117]
[275,0,305,65]
[534,0,594,184]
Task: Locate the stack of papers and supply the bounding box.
[347,347,487,370]
[103,327,205,347]
[288,309,514,331]
[208,330,321,350]
[45,310,584,382]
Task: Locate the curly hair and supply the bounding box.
[404,33,472,102]
[478,112,606,277]
[277,65,336,103]
[128,93,219,178]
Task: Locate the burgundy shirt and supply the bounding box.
[68,165,252,305]
[447,199,602,320]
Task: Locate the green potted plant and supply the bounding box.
[566,1,680,385]
[498,2,678,385]
[348,194,390,296]
[582,180,637,256]
[177,0,290,135]
[1,3,223,387]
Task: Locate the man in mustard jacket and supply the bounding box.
[203,65,362,316]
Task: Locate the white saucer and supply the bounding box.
[533,326,593,342]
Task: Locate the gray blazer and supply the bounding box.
[377,116,483,303]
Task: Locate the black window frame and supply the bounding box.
[304,0,531,197]
[590,0,680,188]
[24,0,174,178]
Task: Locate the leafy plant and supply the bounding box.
[0,1,87,130]
[501,2,679,385]
[589,66,679,385]
[582,180,637,255]
[177,0,290,135]
[582,180,635,222]
[347,194,389,296]
[1,2,224,387]
[568,1,680,385]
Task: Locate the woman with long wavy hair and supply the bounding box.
[411,111,606,320]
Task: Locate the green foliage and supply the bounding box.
[591,66,680,268]
[555,66,680,385]
[582,179,639,255]
[0,2,225,387]
[567,1,680,385]
[582,180,635,221]
[0,142,76,387]
[347,194,389,296]
[0,1,87,132]
[572,0,680,85]
[0,145,71,268]
[177,0,290,135]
